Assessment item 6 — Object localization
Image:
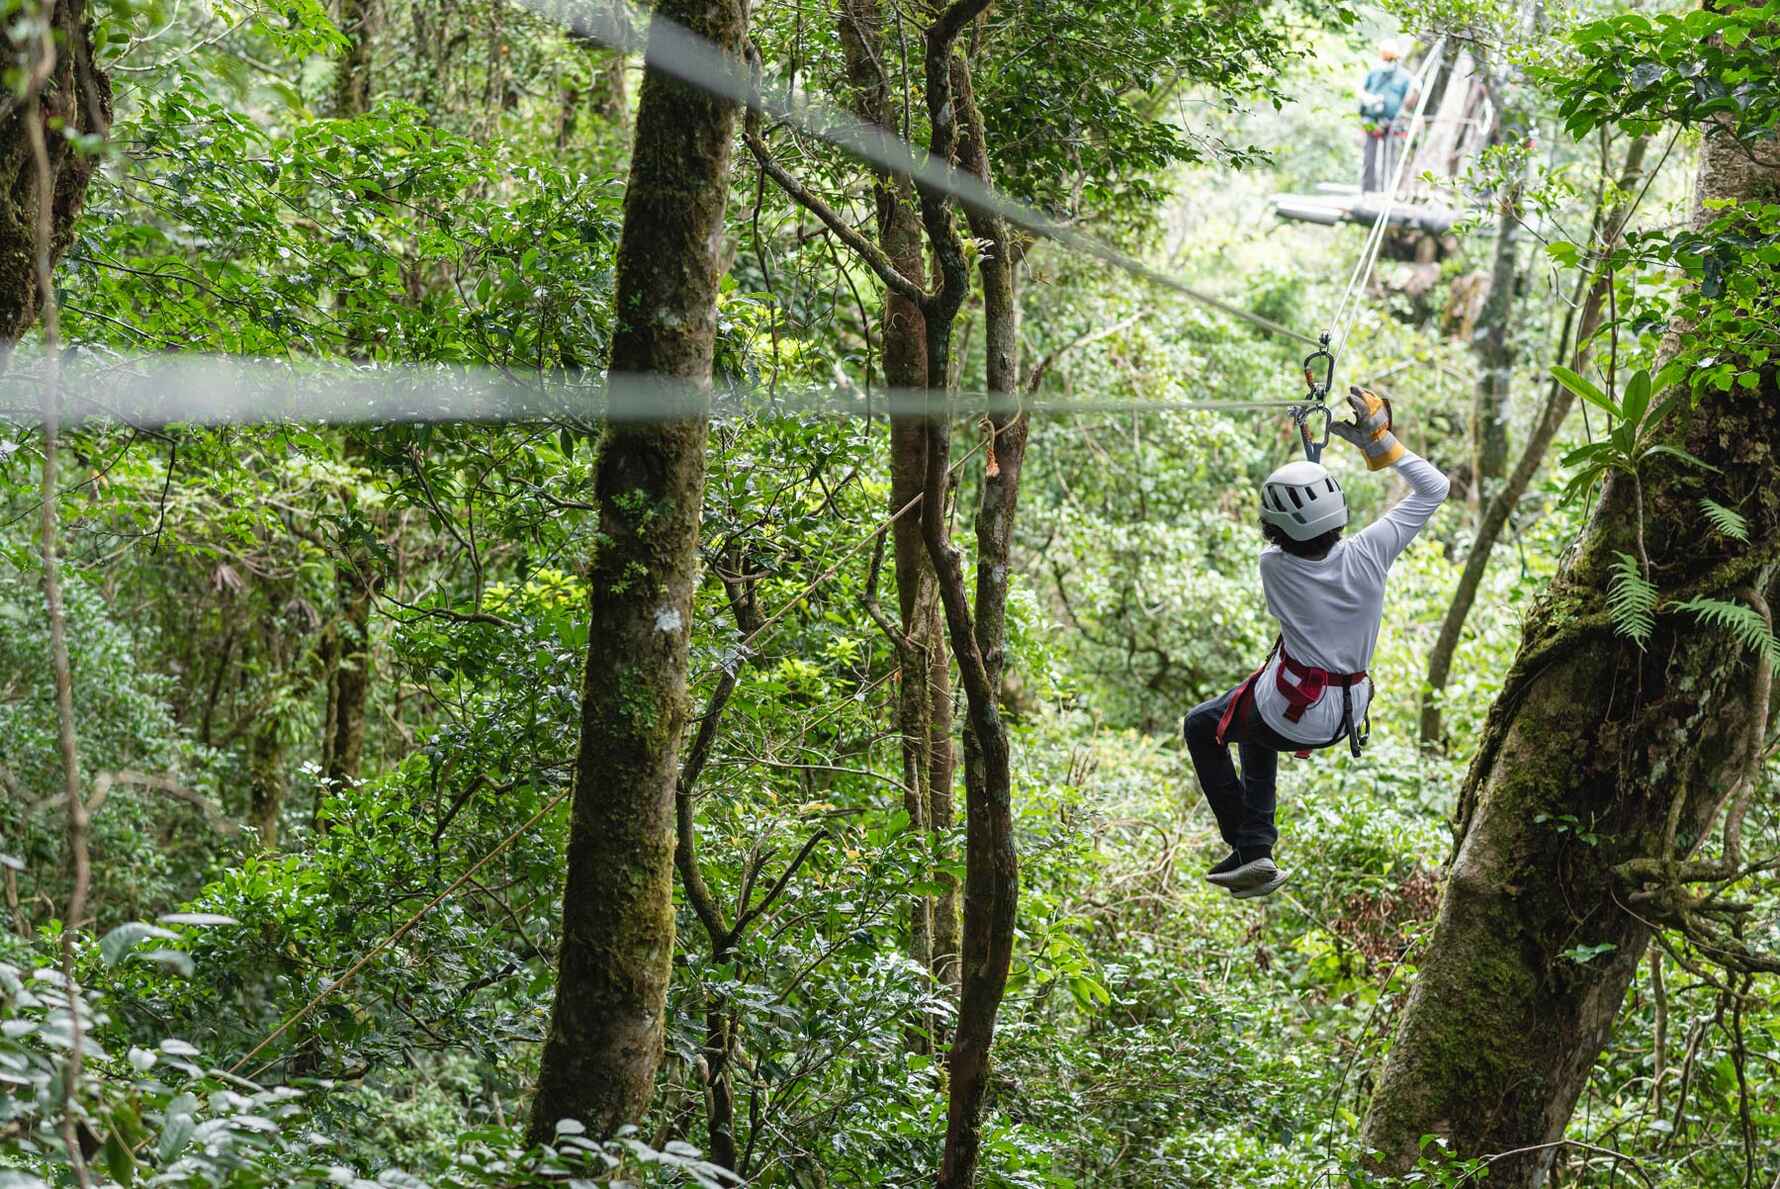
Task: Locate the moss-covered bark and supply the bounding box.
[0,0,110,342]
[1361,129,1780,1185]
[836,0,960,996]
[527,0,749,1144]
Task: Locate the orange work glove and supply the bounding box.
[1329,385,1405,470]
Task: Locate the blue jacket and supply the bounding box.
[1360,64,1412,123]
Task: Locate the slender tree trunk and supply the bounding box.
[1362,127,1780,1185]
[333,0,379,117]
[1469,153,1521,502]
[836,0,958,996]
[248,734,285,847]
[528,0,748,1143]
[322,0,378,795]
[930,35,1023,1189]
[1420,136,1649,749]
[593,51,628,123]
[0,0,109,340]
[323,574,371,788]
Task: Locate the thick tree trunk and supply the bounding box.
[0,0,110,341]
[836,0,959,996]
[1420,136,1649,749]
[932,42,1022,1189]
[528,0,748,1144]
[1362,129,1780,1185]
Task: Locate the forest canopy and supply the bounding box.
[2,0,1778,1185]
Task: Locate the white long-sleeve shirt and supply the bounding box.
[1253,453,1450,745]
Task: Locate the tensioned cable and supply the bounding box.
[0,354,1313,427]
[511,0,1323,349]
[1322,40,1445,353]
[1321,36,1449,365]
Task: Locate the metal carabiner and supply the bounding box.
[1301,331,1335,403]
[1295,403,1332,463]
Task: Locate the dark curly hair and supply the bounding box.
[1262,522,1342,560]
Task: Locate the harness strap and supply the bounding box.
[1216,638,1374,760]
[1215,638,1281,747]
[1275,647,1368,723]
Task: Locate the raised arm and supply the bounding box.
[1330,386,1450,570]
[1354,453,1450,569]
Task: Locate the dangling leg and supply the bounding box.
[1227,738,1289,900]
[1233,740,1280,859]
[1183,689,1245,856]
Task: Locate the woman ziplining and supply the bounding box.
[1184,386,1450,900]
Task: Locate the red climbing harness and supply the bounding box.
[1275,648,1368,723]
[1215,637,1371,759]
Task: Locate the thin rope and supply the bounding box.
[514,0,1322,348]
[1323,41,1445,347]
[1322,36,1449,364]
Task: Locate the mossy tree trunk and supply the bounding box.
[333,0,379,117]
[527,0,749,1144]
[0,0,110,342]
[1362,130,1780,1185]
[835,0,959,1002]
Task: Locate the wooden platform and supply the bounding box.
[1269,189,1463,235]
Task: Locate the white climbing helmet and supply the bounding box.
[1259,460,1349,542]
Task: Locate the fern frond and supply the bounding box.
[1607,551,1657,648]
[1673,597,1780,667]
[1698,498,1749,542]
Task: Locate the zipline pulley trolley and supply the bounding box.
[1292,332,1334,463]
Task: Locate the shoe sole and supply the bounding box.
[1207,859,1278,890]
[1232,872,1290,900]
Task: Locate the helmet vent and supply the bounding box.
[1286,486,1303,509]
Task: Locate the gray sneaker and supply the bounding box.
[1207,856,1278,891]
[1233,869,1290,900]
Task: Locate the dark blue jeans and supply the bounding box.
[1183,682,1301,857]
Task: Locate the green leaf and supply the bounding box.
[1621,369,1652,426]
[1640,444,1720,472]
[102,1131,135,1186]
[1552,365,1621,418]
[136,949,196,977]
[1699,498,1749,541]
[1560,942,1617,964]
[99,922,179,966]
[156,1095,198,1163]
[1559,442,1613,467]
[1674,597,1780,666]
[1608,552,1657,648]
[157,912,239,927]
